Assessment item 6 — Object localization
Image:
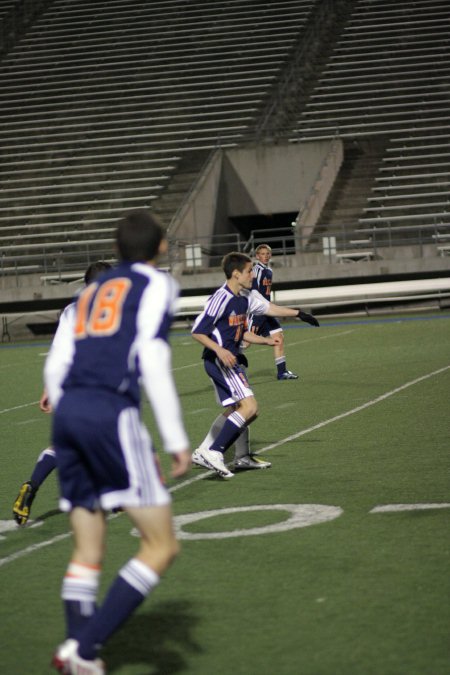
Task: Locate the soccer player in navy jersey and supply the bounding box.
[45,210,191,675]
[249,243,319,380]
[191,251,319,478]
[12,261,112,526]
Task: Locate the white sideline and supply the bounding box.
[1,363,449,568]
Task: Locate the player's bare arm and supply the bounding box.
[192,332,237,367]
[243,330,282,347]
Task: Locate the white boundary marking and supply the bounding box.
[172,364,450,492]
[0,364,449,566]
[0,400,40,415]
[287,329,354,348]
[370,503,450,513]
[0,329,353,415]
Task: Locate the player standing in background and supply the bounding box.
[248,243,319,380]
[191,251,319,478]
[12,261,112,526]
[45,210,191,674]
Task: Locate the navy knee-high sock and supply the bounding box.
[78,558,159,660]
[30,447,57,488]
[209,411,246,454]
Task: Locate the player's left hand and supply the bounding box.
[266,335,282,347]
[297,310,320,327]
[39,389,52,413]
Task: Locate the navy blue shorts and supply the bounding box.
[52,389,170,512]
[203,357,253,407]
[248,314,282,337]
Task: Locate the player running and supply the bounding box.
[12,262,112,526]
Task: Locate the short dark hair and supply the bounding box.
[222,251,252,279]
[84,260,112,285]
[116,209,165,262]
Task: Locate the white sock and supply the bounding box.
[199,414,227,450]
[234,426,250,460]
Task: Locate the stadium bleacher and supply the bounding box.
[0,0,449,314]
[0,0,318,275]
[290,0,450,254]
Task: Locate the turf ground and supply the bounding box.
[1,312,449,675]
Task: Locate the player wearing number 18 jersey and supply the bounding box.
[45,210,191,674]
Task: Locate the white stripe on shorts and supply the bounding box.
[218,360,253,404]
[101,408,170,510]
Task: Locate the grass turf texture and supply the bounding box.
[0,312,449,674]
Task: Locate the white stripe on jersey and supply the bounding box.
[206,286,231,317]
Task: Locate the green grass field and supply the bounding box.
[1,312,449,674]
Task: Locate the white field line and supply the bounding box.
[370,503,450,513]
[169,364,450,491]
[287,329,355,348]
[0,401,40,415]
[1,365,448,568]
[171,328,355,371]
[0,329,352,414]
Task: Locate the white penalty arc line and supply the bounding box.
[1,364,449,566]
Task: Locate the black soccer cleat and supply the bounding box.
[277,370,299,380]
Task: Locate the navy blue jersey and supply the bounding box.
[62,263,174,405]
[191,283,269,359]
[45,262,188,454]
[252,261,272,300]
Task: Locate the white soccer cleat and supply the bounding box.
[51,639,106,674]
[52,639,78,672]
[191,448,211,469]
[194,448,234,479]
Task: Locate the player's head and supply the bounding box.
[255,244,272,264]
[222,252,254,289]
[116,209,166,262]
[222,252,252,279]
[84,260,112,285]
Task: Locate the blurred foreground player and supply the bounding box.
[45,210,191,674]
[12,262,112,526]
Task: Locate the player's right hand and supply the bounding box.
[171,450,192,478]
[39,389,52,413]
[217,347,237,368]
[297,310,320,327]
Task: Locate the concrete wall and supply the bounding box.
[224,140,334,217]
[170,140,336,244]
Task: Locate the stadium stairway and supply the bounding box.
[290,0,450,252]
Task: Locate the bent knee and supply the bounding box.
[238,399,258,420]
